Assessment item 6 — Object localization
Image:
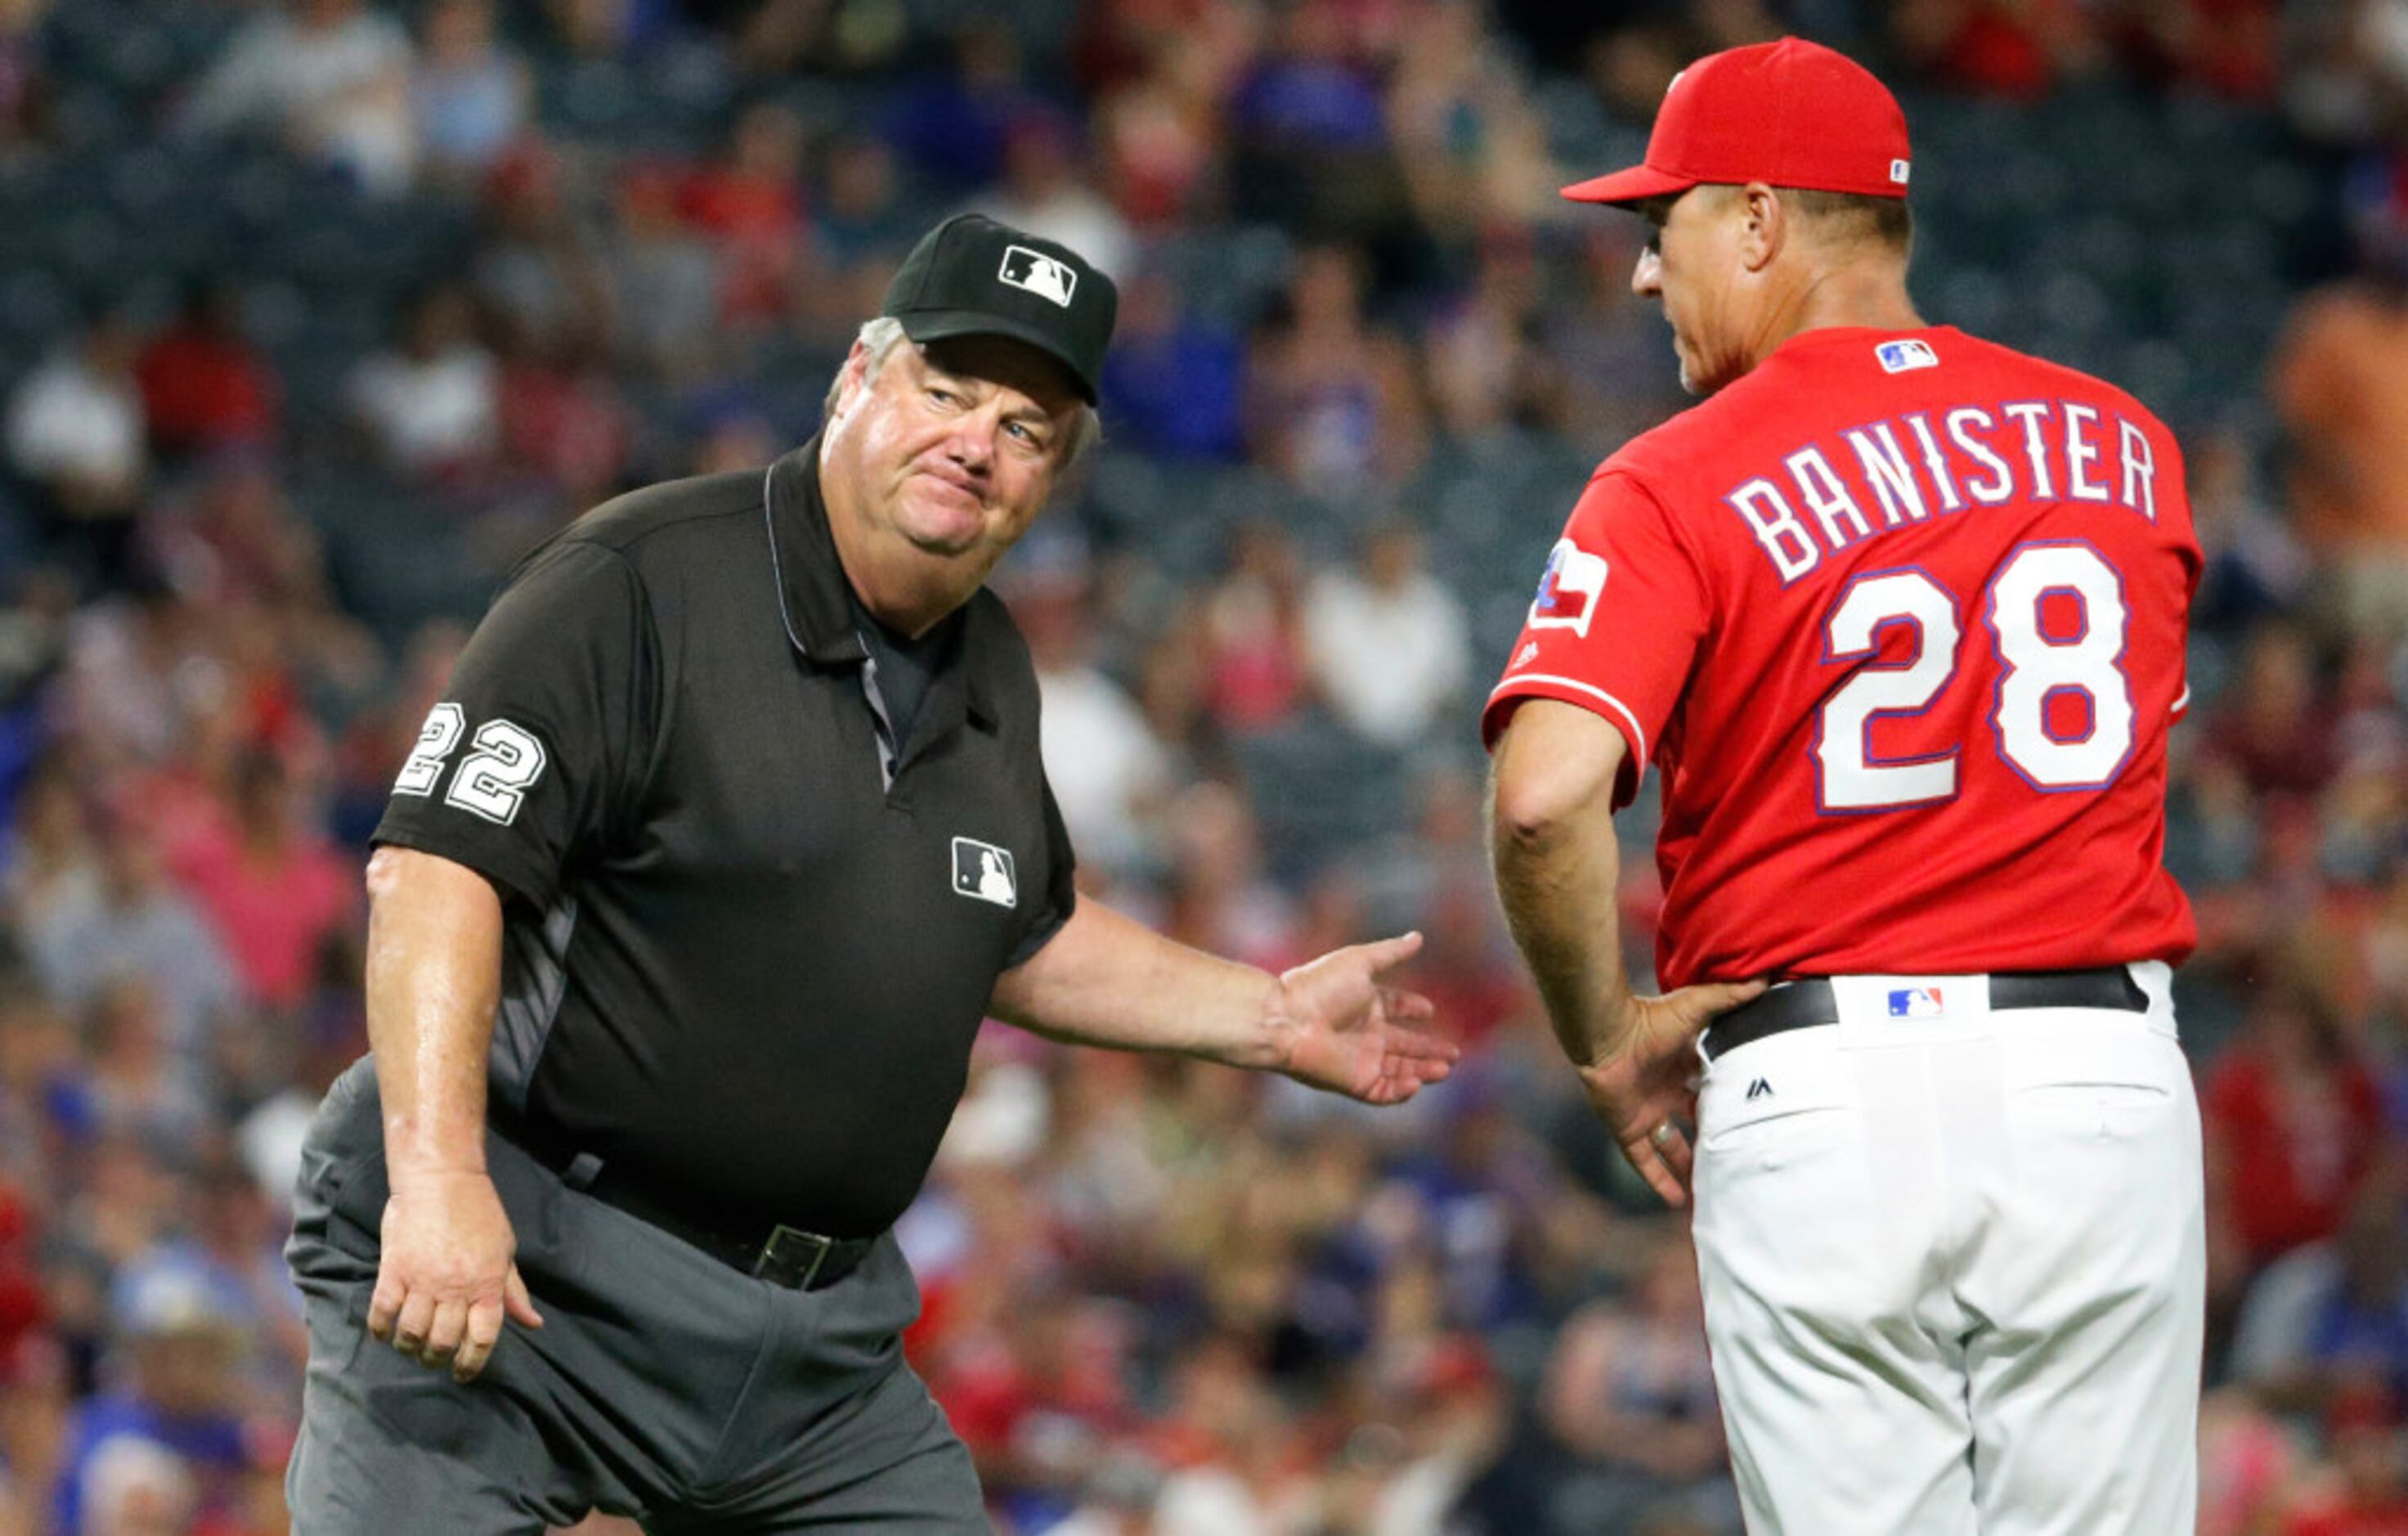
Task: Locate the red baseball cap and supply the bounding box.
[1563,38,1912,207]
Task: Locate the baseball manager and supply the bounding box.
[284,213,1457,1533]
[1487,40,2204,1534]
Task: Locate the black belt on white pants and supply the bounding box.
[1698,965,2150,1064]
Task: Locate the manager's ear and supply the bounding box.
[1739,182,1787,274]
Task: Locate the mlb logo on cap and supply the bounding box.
[998,245,1077,308]
[879,213,1118,402]
[1876,339,1939,374]
[1888,986,1946,1019]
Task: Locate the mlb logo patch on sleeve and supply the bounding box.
[1876,339,1939,374]
[952,837,1018,909]
[1888,986,1945,1018]
[1527,538,1609,638]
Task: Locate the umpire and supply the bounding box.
[284,213,1457,1533]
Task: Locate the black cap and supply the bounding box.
[881,214,1118,404]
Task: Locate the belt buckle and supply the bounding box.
[755,1224,834,1289]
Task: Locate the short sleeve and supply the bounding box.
[374,538,658,908]
[1481,471,1711,806]
[1005,773,1079,967]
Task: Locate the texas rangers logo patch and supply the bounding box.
[1887,986,1945,1019]
[952,837,1018,909]
[1527,538,1609,639]
[998,245,1077,308]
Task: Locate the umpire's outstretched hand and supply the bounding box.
[370,1167,545,1383]
[1266,931,1460,1105]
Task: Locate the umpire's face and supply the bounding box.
[823,332,1080,618]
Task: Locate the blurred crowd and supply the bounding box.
[0,0,2401,1533]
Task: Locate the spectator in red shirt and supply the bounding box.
[495,329,632,507]
[1409,875,1531,1053]
[2204,621,2344,804]
[135,285,280,462]
[2206,976,2387,1275]
[2202,1386,2304,1536]
[2112,0,2279,101]
[1890,0,2105,98]
[0,1182,47,1393]
[144,459,327,612]
[680,101,806,326]
[927,1281,1133,1517]
[167,753,353,1016]
[2286,1386,2408,1536]
[1199,521,1312,735]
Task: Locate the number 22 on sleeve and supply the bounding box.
[393,703,550,826]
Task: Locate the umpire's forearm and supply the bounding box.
[364,846,507,1185]
[1488,703,1634,1069]
[989,900,1282,1067]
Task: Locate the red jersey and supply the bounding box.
[1483,326,2199,988]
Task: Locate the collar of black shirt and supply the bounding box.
[763,438,998,737]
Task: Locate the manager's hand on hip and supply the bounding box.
[370,1167,545,1383]
[1267,931,1460,1105]
[1578,979,1767,1208]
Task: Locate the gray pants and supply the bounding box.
[285,1062,988,1534]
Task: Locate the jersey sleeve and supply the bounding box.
[1481,471,1711,807]
[1005,771,1078,966]
[374,537,659,909]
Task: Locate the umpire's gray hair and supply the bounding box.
[825,317,1101,470]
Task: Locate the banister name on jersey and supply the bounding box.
[1483,325,2200,990]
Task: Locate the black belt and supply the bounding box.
[1700,966,2148,1063]
[491,1114,877,1292]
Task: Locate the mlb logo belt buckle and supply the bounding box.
[755,1224,836,1288]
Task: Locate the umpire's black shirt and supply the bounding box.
[372,441,1075,1240]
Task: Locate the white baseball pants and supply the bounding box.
[1690,962,2204,1535]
